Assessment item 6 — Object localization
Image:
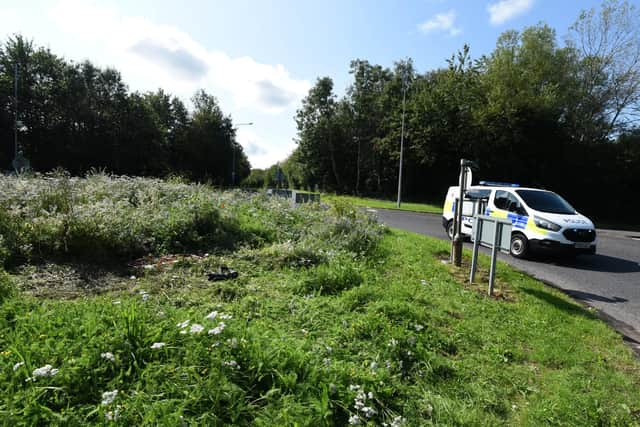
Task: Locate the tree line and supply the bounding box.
[0,36,250,184]
[280,1,640,223]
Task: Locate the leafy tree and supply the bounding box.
[568,0,640,140]
[295,77,345,191]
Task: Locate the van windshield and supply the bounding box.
[516,190,576,215]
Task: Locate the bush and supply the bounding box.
[0,173,386,267]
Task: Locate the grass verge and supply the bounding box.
[1,175,639,425]
[323,194,442,215]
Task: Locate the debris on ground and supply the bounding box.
[207,266,239,281]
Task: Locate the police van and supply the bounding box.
[442,182,597,258]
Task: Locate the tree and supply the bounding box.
[347,60,392,194]
[568,0,640,140]
[180,90,249,184]
[295,77,345,191]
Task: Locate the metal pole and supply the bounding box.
[452,160,466,266]
[14,63,18,159]
[470,215,482,283]
[231,143,235,186]
[396,78,406,208]
[488,220,501,296]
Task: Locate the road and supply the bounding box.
[372,208,640,346]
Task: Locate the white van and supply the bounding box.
[442,182,597,258]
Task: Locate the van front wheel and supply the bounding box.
[447,220,454,240]
[510,233,529,258]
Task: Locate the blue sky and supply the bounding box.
[0,0,618,168]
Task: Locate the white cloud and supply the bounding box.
[236,127,291,168]
[418,10,461,37]
[487,0,534,25]
[47,0,310,114]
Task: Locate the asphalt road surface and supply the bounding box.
[372,208,640,346]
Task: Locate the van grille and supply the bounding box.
[563,229,596,242]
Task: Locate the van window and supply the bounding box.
[495,191,526,215]
[494,191,511,210]
[516,190,576,214]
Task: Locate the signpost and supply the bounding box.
[469,215,512,296]
[451,159,475,266]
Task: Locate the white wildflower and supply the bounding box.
[105,405,120,421]
[370,362,378,370]
[224,360,240,369]
[388,338,398,347]
[112,300,121,305]
[390,416,406,427]
[362,406,377,418]
[101,352,115,362]
[208,322,226,335]
[177,320,190,329]
[32,364,59,378]
[414,324,424,331]
[101,390,118,405]
[189,323,204,334]
[348,414,361,425]
[129,276,136,280]
[13,361,24,371]
[420,279,428,285]
[150,342,166,349]
[204,311,218,321]
[367,391,374,399]
[349,384,361,391]
[219,313,232,320]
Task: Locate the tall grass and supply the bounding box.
[0,172,384,268]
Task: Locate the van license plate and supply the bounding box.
[575,242,590,249]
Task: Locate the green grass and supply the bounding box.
[323,194,442,214]
[1,175,640,425]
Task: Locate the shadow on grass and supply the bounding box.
[521,287,600,320]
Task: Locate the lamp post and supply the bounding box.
[396,73,407,208]
[14,63,18,162]
[232,122,253,186]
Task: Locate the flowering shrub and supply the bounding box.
[0,173,385,268]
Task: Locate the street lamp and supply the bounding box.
[396,73,408,208]
[231,122,253,186]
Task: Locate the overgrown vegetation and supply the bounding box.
[1,175,640,425]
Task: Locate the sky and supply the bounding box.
[0,0,618,168]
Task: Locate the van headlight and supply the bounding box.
[534,216,561,232]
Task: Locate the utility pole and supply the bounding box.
[396,74,407,208]
[451,159,474,266]
[14,63,18,160]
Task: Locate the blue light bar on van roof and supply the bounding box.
[478,181,520,187]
